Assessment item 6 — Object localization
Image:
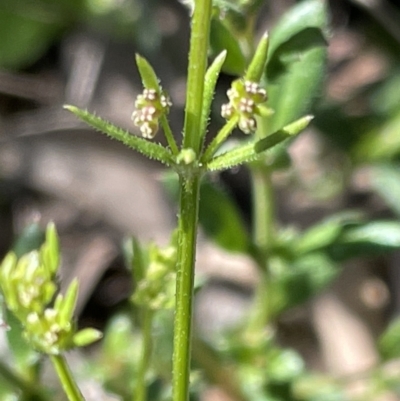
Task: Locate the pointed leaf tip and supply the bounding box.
[135,54,161,91]
[246,31,270,82]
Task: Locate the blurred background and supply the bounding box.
[1,0,400,394]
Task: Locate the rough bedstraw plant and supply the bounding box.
[3,0,400,400]
[63,0,318,400]
[0,1,325,401]
[6,1,400,401]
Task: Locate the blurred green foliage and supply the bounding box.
[0,0,161,70]
[2,0,400,400]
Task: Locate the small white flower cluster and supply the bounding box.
[132,88,172,139]
[221,80,267,134]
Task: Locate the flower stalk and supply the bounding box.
[51,354,85,401]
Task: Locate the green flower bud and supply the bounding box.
[73,328,103,347]
[131,235,178,310]
[0,223,102,355]
[177,148,197,165]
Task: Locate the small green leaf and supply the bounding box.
[254,115,313,154]
[209,18,246,76]
[58,279,79,324]
[201,50,227,142]
[294,212,362,255]
[73,328,103,347]
[254,130,291,153]
[177,148,197,165]
[266,0,328,133]
[206,115,312,171]
[328,221,400,261]
[64,105,174,166]
[41,222,59,274]
[342,221,400,247]
[123,237,147,284]
[245,32,269,82]
[379,317,400,360]
[135,54,161,91]
[199,180,249,252]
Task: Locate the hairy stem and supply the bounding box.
[182,0,213,154]
[172,176,201,401]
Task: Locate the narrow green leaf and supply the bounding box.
[64,105,174,166]
[266,0,328,133]
[200,50,227,142]
[255,115,313,153]
[245,32,269,82]
[73,328,103,347]
[58,279,79,324]
[328,221,400,261]
[130,237,148,283]
[43,222,59,274]
[207,114,312,171]
[340,221,400,248]
[254,131,291,154]
[135,54,161,91]
[294,212,362,255]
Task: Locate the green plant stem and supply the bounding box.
[172,175,201,401]
[247,164,275,331]
[161,115,179,156]
[50,354,85,401]
[0,360,48,401]
[201,116,239,163]
[182,0,212,154]
[135,308,153,401]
